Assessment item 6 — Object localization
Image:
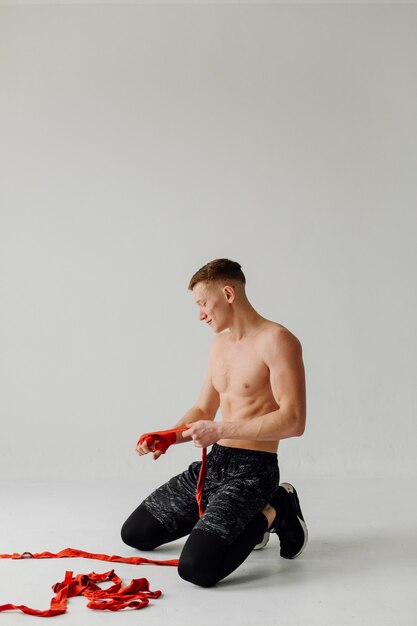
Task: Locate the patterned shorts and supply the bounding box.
[141,443,280,544]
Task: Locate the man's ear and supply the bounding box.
[223,286,235,303]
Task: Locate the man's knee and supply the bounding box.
[177,529,227,588]
[177,553,219,588]
[120,523,157,551]
[120,504,165,551]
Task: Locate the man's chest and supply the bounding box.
[210,345,270,396]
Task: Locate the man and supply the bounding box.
[121,258,307,587]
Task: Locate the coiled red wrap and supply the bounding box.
[0,427,208,617]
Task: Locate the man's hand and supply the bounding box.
[182,420,221,448]
[136,436,163,460]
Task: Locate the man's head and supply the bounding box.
[188,258,247,333]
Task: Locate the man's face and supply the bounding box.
[193,282,229,333]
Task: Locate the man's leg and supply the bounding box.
[178,509,270,587]
[121,504,196,550]
[121,460,201,551]
[177,445,280,587]
[177,487,309,587]
[176,448,307,586]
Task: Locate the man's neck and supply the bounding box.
[227,307,265,342]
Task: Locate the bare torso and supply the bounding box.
[210,319,291,454]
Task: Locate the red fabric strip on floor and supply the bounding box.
[0,427,208,616]
[0,547,179,566]
[0,568,162,616]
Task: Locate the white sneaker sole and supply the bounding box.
[291,515,308,558]
[253,531,270,551]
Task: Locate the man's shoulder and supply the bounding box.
[207,331,227,353]
[259,320,302,352]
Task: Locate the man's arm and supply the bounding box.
[173,365,220,442]
[185,329,306,447]
[137,346,220,458]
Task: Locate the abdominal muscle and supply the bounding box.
[216,400,280,454]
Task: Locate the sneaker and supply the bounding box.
[253,531,270,551]
[270,482,308,559]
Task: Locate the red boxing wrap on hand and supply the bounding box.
[137,426,206,518]
[136,427,186,454]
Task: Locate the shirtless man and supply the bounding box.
[121,258,307,587]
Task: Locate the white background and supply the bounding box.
[1,5,417,625]
[1,3,416,492]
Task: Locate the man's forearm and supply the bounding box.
[174,406,213,443]
[218,408,305,442]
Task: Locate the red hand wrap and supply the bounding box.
[136,427,185,454]
[137,426,207,518]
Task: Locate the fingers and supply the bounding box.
[136,438,158,456]
[183,423,203,446]
[136,441,149,455]
[182,423,195,438]
[136,436,164,460]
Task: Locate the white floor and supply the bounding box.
[1,476,416,625]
